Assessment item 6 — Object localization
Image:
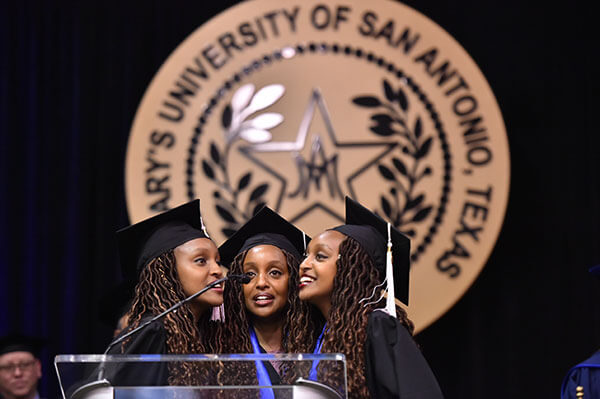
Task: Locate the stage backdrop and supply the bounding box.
[0,1,598,398]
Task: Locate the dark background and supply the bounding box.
[0,1,598,398]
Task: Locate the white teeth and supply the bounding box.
[212,284,222,288]
[300,276,315,283]
[256,295,270,300]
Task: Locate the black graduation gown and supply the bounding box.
[257,343,283,386]
[66,317,169,399]
[365,311,444,399]
[256,343,293,399]
[103,316,169,387]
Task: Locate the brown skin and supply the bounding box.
[122,238,224,386]
[207,248,320,387]
[298,233,415,398]
[298,230,345,317]
[0,351,41,399]
[242,245,290,352]
[173,237,224,319]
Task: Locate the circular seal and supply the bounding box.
[125,0,510,332]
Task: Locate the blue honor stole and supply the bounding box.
[249,325,275,399]
[309,324,327,381]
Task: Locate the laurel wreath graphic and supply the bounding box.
[352,79,434,238]
[201,83,285,237]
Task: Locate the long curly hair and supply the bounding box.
[317,236,414,398]
[207,247,321,387]
[122,250,212,385]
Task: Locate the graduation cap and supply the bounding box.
[117,199,210,281]
[332,196,411,310]
[0,334,44,357]
[219,206,309,268]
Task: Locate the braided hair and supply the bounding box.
[207,247,321,386]
[123,250,211,385]
[317,236,414,398]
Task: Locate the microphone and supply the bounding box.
[70,275,251,398]
[230,273,251,284]
[98,274,250,376]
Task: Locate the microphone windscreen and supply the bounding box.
[229,274,251,284]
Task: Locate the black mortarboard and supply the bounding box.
[332,197,410,306]
[0,334,44,357]
[117,199,210,281]
[219,206,309,268]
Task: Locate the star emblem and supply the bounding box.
[239,88,397,223]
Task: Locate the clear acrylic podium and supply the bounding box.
[55,354,347,399]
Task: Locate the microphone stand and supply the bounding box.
[71,274,249,399]
[102,276,229,357]
[99,275,248,378]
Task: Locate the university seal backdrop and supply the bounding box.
[124,0,510,332]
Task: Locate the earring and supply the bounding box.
[210,304,225,322]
